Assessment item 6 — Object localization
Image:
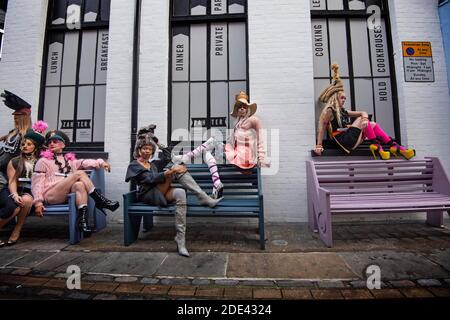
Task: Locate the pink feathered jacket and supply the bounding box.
[32,156,105,206]
[225,115,270,169]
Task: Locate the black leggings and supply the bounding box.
[0,188,18,220]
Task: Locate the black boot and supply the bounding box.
[77,206,92,237]
[90,188,120,213]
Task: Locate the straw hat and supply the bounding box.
[318,63,345,103]
[230,91,257,118]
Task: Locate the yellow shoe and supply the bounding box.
[390,145,416,160]
[370,144,390,160]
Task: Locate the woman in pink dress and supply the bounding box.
[173,91,270,199]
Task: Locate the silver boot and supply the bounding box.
[176,171,222,208]
[174,202,189,257]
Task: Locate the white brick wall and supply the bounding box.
[0,0,48,129]
[248,0,316,222]
[390,0,450,173]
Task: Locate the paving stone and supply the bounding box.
[401,288,434,298]
[54,273,70,279]
[340,289,374,300]
[11,269,31,276]
[156,253,227,278]
[214,279,239,286]
[93,294,118,300]
[428,287,450,298]
[38,289,64,297]
[417,279,442,287]
[276,280,316,288]
[89,282,119,293]
[160,278,191,286]
[82,274,115,282]
[114,276,139,283]
[7,251,57,268]
[370,289,404,299]
[317,281,346,289]
[239,280,275,287]
[282,289,313,300]
[253,288,282,299]
[33,252,84,271]
[389,280,416,288]
[44,278,68,289]
[22,277,50,287]
[223,288,253,299]
[0,274,25,285]
[168,286,196,297]
[195,288,224,298]
[114,283,145,294]
[140,278,159,285]
[0,250,30,268]
[310,289,344,300]
[191,279,211,286]
[141,285,170,295]
[29,270,56,278]
[67,292,92,300]
[0,268,14,275]
[349,280,367,289]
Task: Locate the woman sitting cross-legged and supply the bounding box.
[31,130,119,237]
[0,121,47,247]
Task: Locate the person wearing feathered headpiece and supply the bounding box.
[315,63,415,160]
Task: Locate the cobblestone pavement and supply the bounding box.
[0,217,449,300]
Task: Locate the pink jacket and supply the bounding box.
[225,115,270,169]
[32,156,105,205]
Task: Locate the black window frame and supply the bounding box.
[311,0,401,144]
[168,0,250,146]
[38,0,111,153]
[0,0,8,60]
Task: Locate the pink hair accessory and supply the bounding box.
[32,120,49,134]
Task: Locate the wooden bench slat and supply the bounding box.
[313,159,432,166]
[316,168,434,176]
[318,174,433,183]
[320,179,433,188]
[315,162,432,170]
[324,186,434,194]
[331,193,449,201]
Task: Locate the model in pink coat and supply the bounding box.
[173,91,270,199]
[32,130,119,236]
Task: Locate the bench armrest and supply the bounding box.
[123,190,137,205]
[427,157,450,196]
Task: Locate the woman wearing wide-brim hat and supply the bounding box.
[31,129,120,238]
[173,91,270,199]
[0,121,48,247]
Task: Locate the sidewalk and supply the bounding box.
[1,216,449,300]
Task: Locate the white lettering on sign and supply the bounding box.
[214,27,224,56]
[176,44,185,71]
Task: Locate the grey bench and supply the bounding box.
[306,157,450,247]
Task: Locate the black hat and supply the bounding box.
[137,124,159,144]
[45,130,71,146]
[1,90,32,115]
[24,121,49,147]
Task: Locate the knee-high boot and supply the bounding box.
[172,137,217,164]
[77,205,92,237]
[175,171,222,207]
[173,188,189,257]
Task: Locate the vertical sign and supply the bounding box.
[402,42,434,82]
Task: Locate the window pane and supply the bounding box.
[93,85,106,142]
[369,18,390,77]
[45,33,64,86]
[211,0,227,15]
[171,82,189,137]
[76,85,94,142]
[96,29,109,84]
[61,32,79,85]
[311,19,330,78]
[229,22,246,80]
[228,0,245,13]
[173,0,189,16]
[190,24,207,81]
[327,0,343,10]
[43,87,60,131]
[350,18,371,77]
[191,0,206,15]
[328,19,348,77]
[354,78,374,117]
[100,0,110,21]
[349,0,366,10]
[51,0,66,25]
[373,78,394,136]
[310,0,326,10]
[210,82,228,138]
[210,23,228,81]
[190,82,207,141]
[58,86,76,141]
[228,81,246,128]
[79,30,97,85]
[172,26,189,81]
[84,0,99,22]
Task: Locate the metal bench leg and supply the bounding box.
[426,210,444,228]
[124,214,142,246]
[308,198,318,233]
[143,216,154,232]
[68,194,82,245]
[318,189,332,247]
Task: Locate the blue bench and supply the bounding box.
[31,168,107,244]
[123,164,265,249]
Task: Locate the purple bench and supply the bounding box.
[306,157,450,247]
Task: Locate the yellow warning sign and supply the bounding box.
[402,42,432,57]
